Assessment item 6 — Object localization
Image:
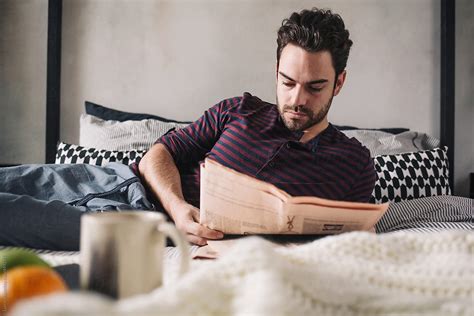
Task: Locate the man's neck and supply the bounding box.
[299,120,329,143]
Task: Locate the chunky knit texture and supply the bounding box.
[11,230,473,316]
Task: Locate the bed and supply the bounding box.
[2,92,473,315]
[1,0,473,315]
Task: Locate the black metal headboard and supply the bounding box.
[44,0,456,190]
[45,0,62,164]
[440,0,455,190]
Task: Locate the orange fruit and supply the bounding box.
[0,266,68,313]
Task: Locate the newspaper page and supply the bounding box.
[200,158,389,235]
[200,159,289,234]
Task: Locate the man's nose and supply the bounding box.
[291,85,308,107]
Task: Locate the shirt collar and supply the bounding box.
[304,123,334,151]
[276,109,334,152]
[284,124,332,153]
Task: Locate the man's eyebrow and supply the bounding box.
[278,71,328,85]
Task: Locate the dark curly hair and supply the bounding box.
[277,8,353,78]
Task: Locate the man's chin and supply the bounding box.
[283,119,308,132]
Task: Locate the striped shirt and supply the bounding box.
[157,92,376,207]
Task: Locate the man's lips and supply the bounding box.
[285,111,307,119]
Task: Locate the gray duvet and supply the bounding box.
[0,163,153,250]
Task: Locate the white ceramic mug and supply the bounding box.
[80,211,189,299]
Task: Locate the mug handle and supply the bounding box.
[157,222,190,276]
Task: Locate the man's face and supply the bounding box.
[276,43,345,132]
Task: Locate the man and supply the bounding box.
[139,8,377,246]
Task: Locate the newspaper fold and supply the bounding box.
[200,158,389,235]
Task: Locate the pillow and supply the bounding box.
[55,142,146,166]
[370,147,451,204]
[85,101,191,123]
[80,114,189,151]
[342,130,440,156]
[335,125,409,134]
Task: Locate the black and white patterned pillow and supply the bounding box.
[371,147,451,203]
[55,142,146,166]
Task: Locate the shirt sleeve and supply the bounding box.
[155,97,241,165]
[345,155,377,203]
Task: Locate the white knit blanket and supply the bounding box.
[12,230,474,316]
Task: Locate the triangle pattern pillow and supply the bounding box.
[371,147,451,203]
[55,142,146,166]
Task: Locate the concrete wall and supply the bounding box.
[0,0,47,164]
[0,0,472,196]
[60,0,442,143]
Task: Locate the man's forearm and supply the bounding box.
[138,143,187,220]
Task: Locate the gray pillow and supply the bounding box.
[79,114,188,151]
[342,130,440,156]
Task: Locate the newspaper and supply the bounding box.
[200,158,389,235]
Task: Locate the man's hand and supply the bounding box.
[139,144,223,246]
[171,201,224,246]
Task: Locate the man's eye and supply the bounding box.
[309,86,322,92]
[282,82,294,87]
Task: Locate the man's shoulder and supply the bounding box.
[322,124,372,162]
[218,92,274,114]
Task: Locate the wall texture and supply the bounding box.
[60,0,441,143]
[0,0,47,164]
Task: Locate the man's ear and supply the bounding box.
[333,70,347,96]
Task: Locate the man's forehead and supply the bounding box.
[278,44,335,81]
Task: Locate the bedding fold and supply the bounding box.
[0,163,154,250]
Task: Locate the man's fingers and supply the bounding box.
[190,210,223,239]
[172,206,223,244]
[186,234,207,246]
[187,221,224,240]
[190,209,200,222]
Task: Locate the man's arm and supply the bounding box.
[345,155,377,203]
[138,143,223,245]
